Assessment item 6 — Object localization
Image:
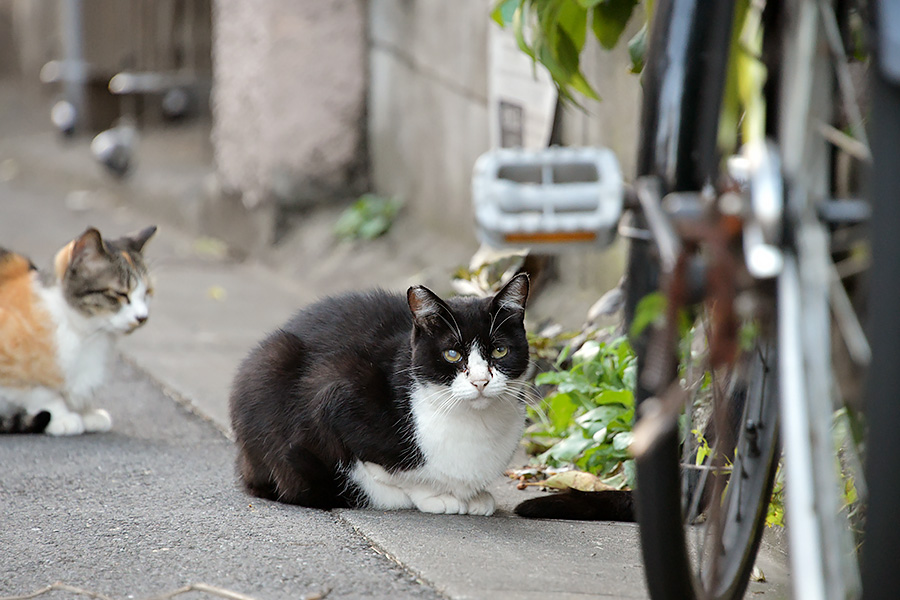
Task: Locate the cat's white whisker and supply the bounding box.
[436,313,464,346]
[489,310,519,336]
[503,380,543,407]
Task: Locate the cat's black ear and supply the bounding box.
[490,273,529,315]
[118,225,157,253]
[408,285,451,329]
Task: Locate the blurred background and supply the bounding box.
[0,0,644,323]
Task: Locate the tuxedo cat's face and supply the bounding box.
[54,226,157,333]
[407,274,529,410]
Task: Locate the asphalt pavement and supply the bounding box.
[0,88,791,599]
[0,359,439,600]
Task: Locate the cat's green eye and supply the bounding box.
[442,349,462,363]
[492,346,509,359]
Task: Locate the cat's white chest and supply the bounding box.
[38,286,114,405]
[408,382,525,494]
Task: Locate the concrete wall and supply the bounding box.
[368,0,491,238]
[207,0,640,253]
[367,0,642,237]
[559,26,643,181]
[211,0,367,217]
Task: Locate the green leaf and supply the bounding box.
[539,432,595,463]
[553,343,573,368]
[629,291,666,338]
[556,371,596,396]
[593,388,634,407]
[334,195,401,241]
[621,363,636,390]
[623,459,637,488]
[612,430,633,451]
[512,3,537,60]
[492,0,521,26]
[557,0,588,53]
[576,405,624,429]
[627,21,648,74]
[591,0,639,49]
[693,428,712,466]
[535,371,568,386]
[599,471,628,489]
[548,393,579,433]
[567,69,601,101]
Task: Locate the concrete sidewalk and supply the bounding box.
[0,104,790,599]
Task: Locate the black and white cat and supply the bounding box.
[229,274,531,515]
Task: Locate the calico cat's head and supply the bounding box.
[407,274,530,409]
[52,226,157,333]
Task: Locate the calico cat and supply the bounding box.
[0,225,156,435]
[229,274,531,515]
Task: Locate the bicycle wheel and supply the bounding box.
[625,1,783,598]
[628,0,869,598]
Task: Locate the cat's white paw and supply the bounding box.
[45,411,85,436]
[363,461,393,483]
[81,409,112,433]
[465,491,496,516]
[415,493,467,515]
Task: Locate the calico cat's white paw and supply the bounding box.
[81,409,112,433]
[45,411,85,436]
[465,491,496,516]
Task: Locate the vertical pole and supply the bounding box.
[60,0,85,131]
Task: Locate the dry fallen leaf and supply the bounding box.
[193,236,229,260]
[541,470,619,493]
[207,285,227,301]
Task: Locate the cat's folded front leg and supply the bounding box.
[407,489,468,515]
[45,411,85,436]
[22,389,84,436]
[407,488,496,516]
[81,409,112,433]
[43,403,85,436]
[464,490,496,516]
[351,461,415,510]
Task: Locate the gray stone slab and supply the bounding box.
[339,507,648,599]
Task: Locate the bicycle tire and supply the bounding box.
[625,1,783,598]
[861,10,900,595]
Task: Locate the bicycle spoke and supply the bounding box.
[818,2,870,159]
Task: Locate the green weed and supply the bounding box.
[525,334,637,489]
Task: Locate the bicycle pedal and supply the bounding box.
[472,147,624,251]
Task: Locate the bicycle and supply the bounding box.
[477,0,900,598]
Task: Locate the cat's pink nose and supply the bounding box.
[471,379,488,391]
